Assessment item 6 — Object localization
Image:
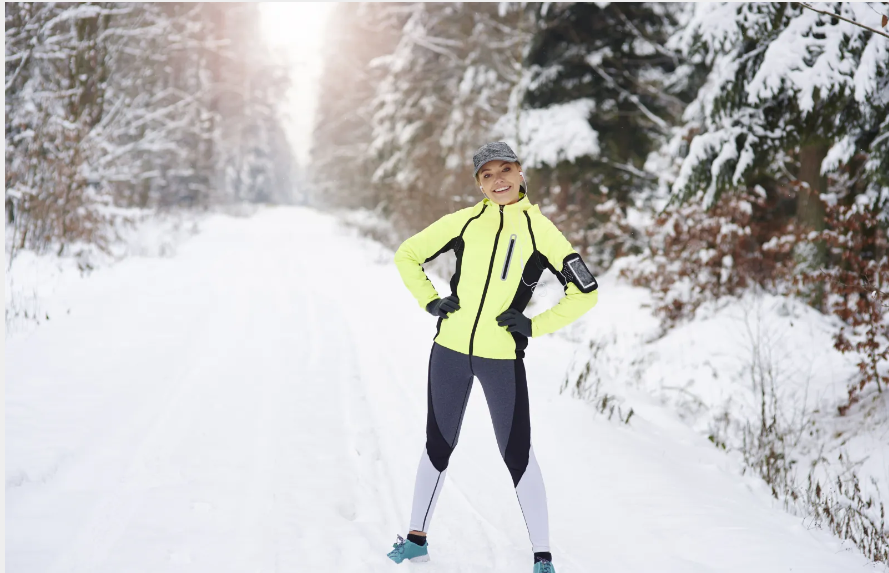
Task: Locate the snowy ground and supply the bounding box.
[6,206,886,572]
[5,208,206,339]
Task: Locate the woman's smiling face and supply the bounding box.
[477,160,523,206]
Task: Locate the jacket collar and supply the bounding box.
[480,193,532,213]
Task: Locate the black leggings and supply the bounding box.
[407,342,550,553]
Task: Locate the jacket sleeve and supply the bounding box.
[530,214,599,337]
[394,209,469,311]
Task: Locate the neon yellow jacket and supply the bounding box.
[394,194,599,359]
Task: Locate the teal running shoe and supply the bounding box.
[386,534,430,564]
[533,558,555,573]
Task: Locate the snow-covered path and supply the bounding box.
[6,207,878,572]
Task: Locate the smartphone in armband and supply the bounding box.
[563,253,598,293]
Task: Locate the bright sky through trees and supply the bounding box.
[259,2,335,167]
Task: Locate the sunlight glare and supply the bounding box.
[260,2,333,54]
[259,2,336,167]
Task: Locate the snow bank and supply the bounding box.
[5,208,206,339]
[565,263,888,551]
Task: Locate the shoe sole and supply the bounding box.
[387,553,430,564]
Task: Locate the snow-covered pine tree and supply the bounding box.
[6,2,295,263]
[205,3,294,205]
[6,2,119,256]
[312,2,532,238]
[95,3,218,209]
[367,2,533,234]
[670,2,888,213]
[514,2,697,269]
[667,2,888,312]
[310,3,405,212]
[438,4,534,207]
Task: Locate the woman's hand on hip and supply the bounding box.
[496,309,532,337]
[426,295,461,318]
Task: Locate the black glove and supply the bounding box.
[426,295,461,318]
[496,309,532,337]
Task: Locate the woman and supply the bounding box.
[387,142,599,573]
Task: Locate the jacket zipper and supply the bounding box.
[468,205,504,359]
[501,234,517,280]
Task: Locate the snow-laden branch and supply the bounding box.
[584,56,671,133]
[797,2,889,40]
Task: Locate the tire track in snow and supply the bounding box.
[262,210,396,571]
[41,252,250,573]
[41,219,294,573]
[42,364,219,571]
[261,257,324,572]
[230,241,297,573]
[291,239,406,571]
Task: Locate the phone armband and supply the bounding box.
[562,253,598,293]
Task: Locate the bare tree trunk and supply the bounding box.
[798,143,828,234]
[556,171,570,214]
[798,142,829,308]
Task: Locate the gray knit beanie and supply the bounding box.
[472,142,520,178]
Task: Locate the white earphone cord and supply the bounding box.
[479,172,569,296]
[507,210,551,296]
[512,174,569,296]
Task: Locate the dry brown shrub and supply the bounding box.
[620,186,803,329]
[798,198,889,411]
